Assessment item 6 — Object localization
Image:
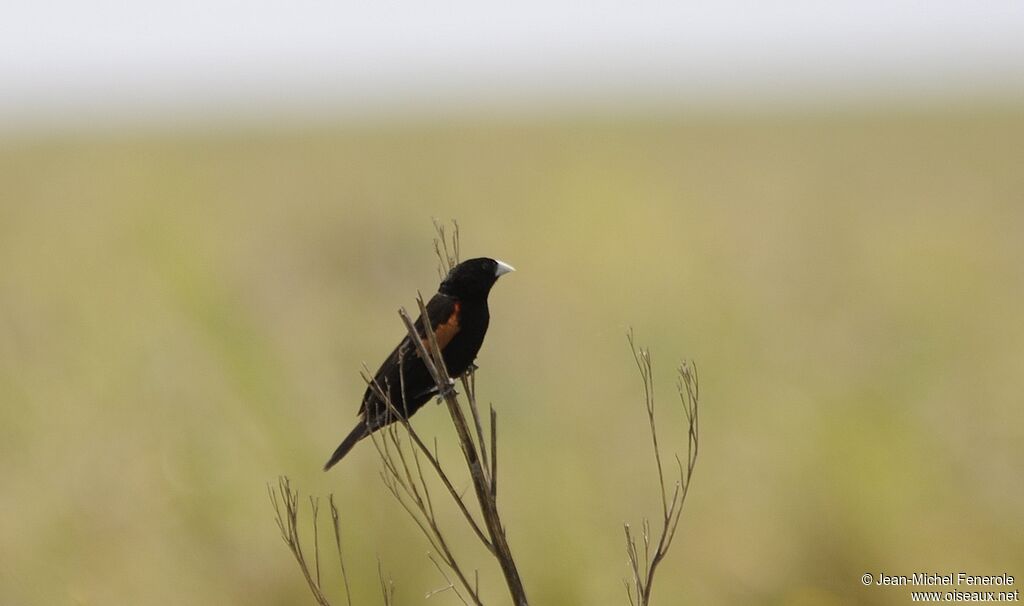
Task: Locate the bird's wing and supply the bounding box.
[416,292,462,352]
[359,293,461,414]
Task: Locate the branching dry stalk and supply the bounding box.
[365,376,485,606]
[623,330,700,606]
[367,220,528,606]
[268,476,354,606]
[432,217,461,279]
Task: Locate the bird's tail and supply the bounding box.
[324,421,369,470]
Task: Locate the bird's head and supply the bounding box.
[439,257,515,300]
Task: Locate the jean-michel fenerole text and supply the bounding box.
[874,572,1015,587]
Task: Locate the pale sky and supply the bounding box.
[3,1,1024,129]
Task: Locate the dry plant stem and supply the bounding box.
[329,496,354,606]
[395,296,529,606]
[363,364,485,605]
[369,419,483,606]
[489,405,498,501]
[463,371,492,485]
[362,367,492,550]
[432,218,461,278]
[269,477,354,606]
[623,330,700,606]
[311,497,322,587]
[426,554,470,606]
[378,559,396,606]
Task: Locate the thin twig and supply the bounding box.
[489,406,498,501]
[623,331,701,606]
[268,477,333,606]
[329,496,353,606]
[378,558,396,606]
[366,364,487,605]
[426,553,469,605]
[362,368,492,550]
[311,496,322,587]
[463,371,491,482]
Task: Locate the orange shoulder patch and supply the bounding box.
[423,302,461,352]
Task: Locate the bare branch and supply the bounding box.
[623,332,701,606]
[426,553,469,606]
[489,405,498,501]
[378,559,396,606]
[366,367,487,605]
[329,496,353,606]
[432,218,461,276]
[268,477,333,606]
[311,496,322,587]
[463,371,491,483]
[362,368,492,550]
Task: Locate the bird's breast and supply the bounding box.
[441,304,489,376]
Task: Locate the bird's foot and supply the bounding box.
[436,377,458,402]
[453,364,479,380]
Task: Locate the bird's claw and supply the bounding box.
[436,378,458,402]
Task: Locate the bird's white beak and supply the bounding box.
[494,260,515,277]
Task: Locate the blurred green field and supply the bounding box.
[1,107,1022,605]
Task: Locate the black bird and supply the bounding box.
[324,257,515,470]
